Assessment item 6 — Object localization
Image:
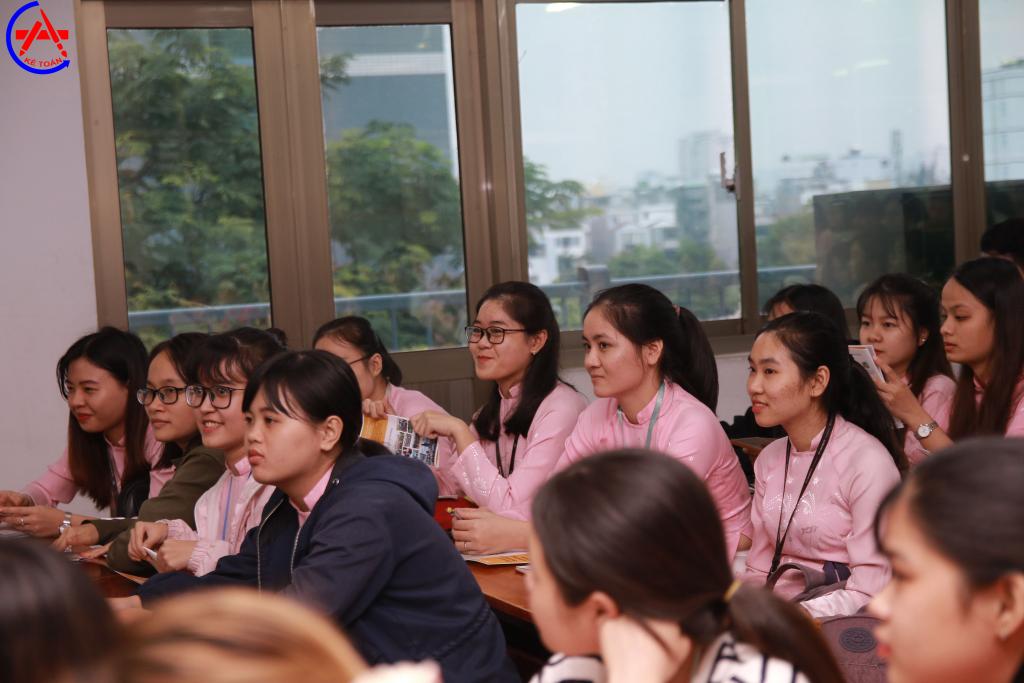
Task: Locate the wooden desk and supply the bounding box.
[78,559,140,598]
[468,564,546,680]
[730,436,776,462]
[468,563,531,622]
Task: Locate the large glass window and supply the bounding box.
[516,2,741,328]
[317,24,467,351]
[747,0,953,306]
[980,0,1024,226]
[108,29,271,347]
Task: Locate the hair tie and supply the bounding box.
[723,579,742,604]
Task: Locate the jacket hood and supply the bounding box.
[335,452,438,515]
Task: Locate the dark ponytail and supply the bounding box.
[146,332,208,469]
[313,316,403,386]
[586,284,718,411]
[471,282,563,441]
[760,312,906,473]
[533,450,844,683]
[945,258,1024,439]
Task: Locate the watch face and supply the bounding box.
[917,424,933,438]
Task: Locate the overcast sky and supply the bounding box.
[516,0,1021,191]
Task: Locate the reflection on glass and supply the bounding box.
[517,2,741,328]
[747,0,953,306]
[980,0,1024,226]
[317,24,467,351]
[107,29,271,347]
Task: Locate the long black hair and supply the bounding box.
[242,350,364,456]
[586,283,718,411]
[312,316,403,387]
[472,282,564,442]
[946,258,1024,439]
[146,332,207,470]
[759,312,906,472]
[534,450,844,683]
[56,327,149,511]
[856,274,952,398]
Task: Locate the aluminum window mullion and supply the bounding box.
[252,0,334,349]
[946,0,987,264]
[728,0,759,333]
[77,0,129,329]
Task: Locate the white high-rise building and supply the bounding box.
[983,60,1024,181]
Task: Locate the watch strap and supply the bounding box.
[915,421,939,440]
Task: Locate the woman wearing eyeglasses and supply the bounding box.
[0,327,166,537]
[411,282,587,555]
[120,328,285,576]
[53,333,228,574]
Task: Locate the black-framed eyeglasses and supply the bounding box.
[137,386,187,406]
[465,325,528,345]
[184,384,244,409]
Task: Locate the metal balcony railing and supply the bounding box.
[127,263,816,348]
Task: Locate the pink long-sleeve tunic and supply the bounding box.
[743,415,901,619]
[557,381,752,560]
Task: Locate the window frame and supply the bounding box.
[77,0,993,383]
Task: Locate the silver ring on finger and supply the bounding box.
[19,517,25,527]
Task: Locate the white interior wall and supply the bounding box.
[0,0,101,514]
[0,0,753,514]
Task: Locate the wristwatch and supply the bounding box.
[915,421,939,441]
[58,511,72,537]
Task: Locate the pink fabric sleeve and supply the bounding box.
[553,407,597,473]
[434,429,469,498]
[447,393,585,520]
[660,410,752,558]
[188,539,234,576]
[21,448,79,507]
[1005,391,1024,437]
[188,474,225,542]
[659,408,724,478]
[800,457,899,619]
[431,435,460,497]
[741,463,772,584]
[163,518,199,541]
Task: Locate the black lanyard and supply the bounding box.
[495,435,520,479]
[770,414,836,576]
[107,451,121,516]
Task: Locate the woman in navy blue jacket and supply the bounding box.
[129,350,517,683]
